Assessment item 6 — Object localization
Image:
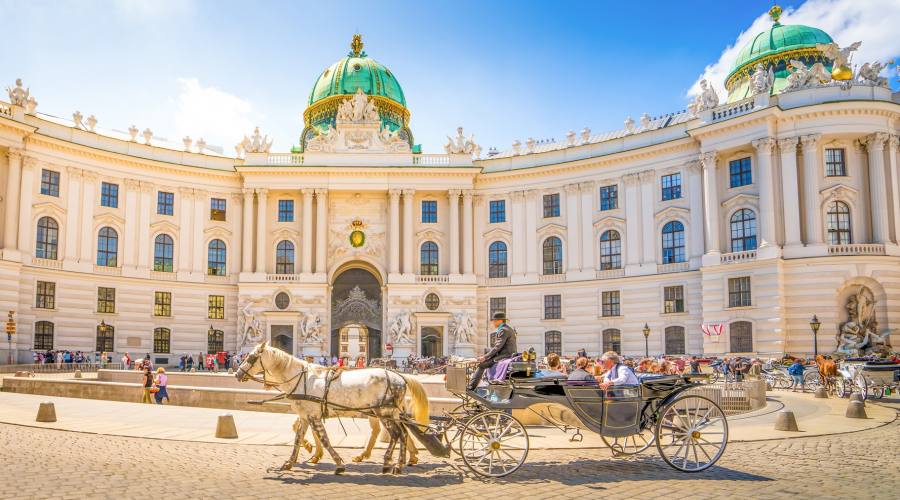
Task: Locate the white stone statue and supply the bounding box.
[837,287,892,356]
[387,311,413,345]
[451,311,476,344]
[580,127,591,144]
[856,61,888,87]
[566,130,576,147]
[25,96,37,114]
[816,41,862,69]
[299,312,323,343]
[512,140,521,155]
[749,63,775,96]
[142,128,153,145]
[86,115,97,132]
[306,123,339,153]
[128,125,139,142]
[784,60,832,91]
[195,138,206,153]
[72,111,85,130]
[444,126,479,155]
[624,116,634,133]
[238,301,265,350]
[688,79,720,115]
[6,78,29,106]
[240,127,273,153]
[337,88,379,123]
[183,136,193,151]
[640,113,650,128]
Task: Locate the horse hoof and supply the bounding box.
[335,467,345,475]
[382,466,392,474]
[310,457,320,465]
[280,462,294,471]
[407,457,418,466]
[392,466,402,475]
[352,456,363,463]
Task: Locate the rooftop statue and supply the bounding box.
[784,59,831,91]
[6,78,29,106]
[688,79,719,115]
[817,41,861,81]
[856,61,888,87]
[337,88,379,123]
[305,123,339,153]
[240,127,273,154]
[749,63,775,96]
[444,126,479,155]
[72,111,85,130]
[837,287,892,356]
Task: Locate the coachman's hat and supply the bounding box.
[491,312,508,321]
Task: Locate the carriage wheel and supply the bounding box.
[655,395,728,472]
[854,375,868,399]
[601,429,656,456]
[803,372,821,391]
[836,378,849,398]
[445,403,473,456]
[773,376,791,390]
[458,411,529,478]
[872,387,885,399]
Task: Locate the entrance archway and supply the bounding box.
[271,325,293,354]
[331,266,382,360]
[421,327,443,358]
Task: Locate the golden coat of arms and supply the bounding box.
[349,219,366,248]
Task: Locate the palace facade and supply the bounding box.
[1,11,899,363]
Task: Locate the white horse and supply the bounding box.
[236,342,429,474]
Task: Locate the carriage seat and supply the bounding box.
[635,373,669,382]
[507,360,539,378]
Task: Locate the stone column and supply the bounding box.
[388,189,401,275]
[686,160,704,264]
[255,188,268,273]
[241,188,254,273]
[16,158,36,256]
[402,189,415,274]
[63,167,82,263]
[510,191,526,277]
[800,135,823,245]
[123,179,140,268]
[192,189,207,274]
[472,195,485,277]
[700,152,720,260]
[78,171,97,262]
[639,171,656,265]
[565,184,581,272]
[579,181,595,272]
[751,138,778,255]
[301,188,314,273]
[314,188,328,274]
[230,192,243,275]
[447,189,460,275]
[176,188,194,272]
[138,182,153,269]
[623,173,642,268]
[888,136,900,244]
[779,137,802,247]
[462,190,474,275]
[865,133,890,244]
[524,190,538,278]
[3,149,22,252]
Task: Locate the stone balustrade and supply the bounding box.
[30,257,63,269]
[827,244,886,256]
[595,268,625,280]
[416,274,450,284]
[93,265,122,276]
[721,250,757,264]
[539,273,566,283]
[266,273,302,282]
[658,261,690,274]
[711,97,756,122]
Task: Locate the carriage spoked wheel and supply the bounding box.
[459,411,529,478]
[601,429,656,456]
[655,395,728,472]
[836,378,849,398]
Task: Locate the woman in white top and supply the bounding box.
[153,367,169,404]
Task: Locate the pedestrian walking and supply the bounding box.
[141,367,154,404]
[788,358,805,392]
[154,367,169,404]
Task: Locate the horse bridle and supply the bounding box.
[237,349,307,392]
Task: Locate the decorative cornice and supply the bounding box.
[720,192,759,210]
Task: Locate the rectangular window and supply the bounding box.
[601,291,620,317]
[40,169,60,197]
[97,287,116,314]
[729,157,752,188]
[210,198,226,221]
[825,148,846,177]
[157,191,174,216]
[543,193,560,218]
[421,200,437,223]
[489,297,507,318]
[661,173,682,200]
[208,295,225,320]
[100,182,119,208]
[544,294,562,320]
[277,200,294,222]
[154,291,172,317]
[728,277,752,308]
[489,200,506,223]
[35,281,55,309]
[664,285,685,313]
[599,185,618,211]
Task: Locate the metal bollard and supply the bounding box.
[215,414,239,439]
[845,401,867,419]
[813,387,828,398]
[773,409,800,431]
[36,401,57,422]
[74,370,82,379]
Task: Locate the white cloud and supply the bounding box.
[689,0,900,99]
[172,78,262,153]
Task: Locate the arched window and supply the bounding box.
[544,330,562,356]
[420,241,438,275]
[488,241,508,278]
[826,201,852,245]
[35,217,59,260]
[208,329,224,353]
[599,230,622,270]
[664,326,686,355]
[729,209,757,252]
[96,227,118,267]
[661,221,686,264]
[34,321,54,350]
[729,321,753,353]
[153,234,174,272]
[207,239,226,276]
[153,327,171,354]
[542,236,563,275]
[95,323,115,352]
[602,328,621,354]
[275,240,295,274]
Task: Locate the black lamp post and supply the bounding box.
[642,323,651,357]
[809,315,821,358]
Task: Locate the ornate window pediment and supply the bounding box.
[32,201,66,219]
[150,220,179,235]
[270,227,298,241]
[593,215,625,231]
[654,206,689,223]
[819,183,858,205]
[720,193,759,210]
[537,222,566,238]
[482,227,512,240]
[93,212,125,228]
[416,228,444,241]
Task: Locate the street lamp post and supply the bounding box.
[642,323,650,358]
[809,314,821,358]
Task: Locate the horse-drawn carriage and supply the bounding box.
[835,358,900,399]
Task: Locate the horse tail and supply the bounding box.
[401,374,431,426]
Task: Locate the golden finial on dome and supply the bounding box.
[768,4,783,24]
[350,33,364,57]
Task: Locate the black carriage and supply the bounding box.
[429,361,728,477]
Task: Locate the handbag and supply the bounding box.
[149,385,160,393]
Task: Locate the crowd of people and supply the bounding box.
[31,350,114,368]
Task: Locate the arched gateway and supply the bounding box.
[330,266,383,360]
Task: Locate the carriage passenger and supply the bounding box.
[598,351,638,390]
[567,357,596,383]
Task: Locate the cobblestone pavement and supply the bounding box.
[2,415,898,500]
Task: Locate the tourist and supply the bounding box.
[122,352,131,370]
[576,347,587,359]
[186,355,194,371]
[154,367,169,404]
[543,353,565,376]
[141,367,153,404]
[674,357,686,373]
[598,351,638,390]
[788,358,806,392]
[689,356,701,375]
[567,357,596,382]
[55,351,63,370]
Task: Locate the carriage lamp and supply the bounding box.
[809,315,821,358]
[642,323,651,357]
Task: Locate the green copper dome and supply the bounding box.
[308,37,406,107]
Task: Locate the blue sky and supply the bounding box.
[2,0,898,155]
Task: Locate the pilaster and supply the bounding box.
[751,138,780,259]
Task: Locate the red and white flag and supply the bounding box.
[701,323,725,337]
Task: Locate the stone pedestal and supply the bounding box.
[453,342,476,358]
[391,343,416,363]
[301,343,325,357]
